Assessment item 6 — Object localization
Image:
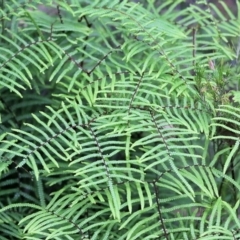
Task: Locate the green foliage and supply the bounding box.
[0,0,240,239]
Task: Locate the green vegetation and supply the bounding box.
[0,0,240,239]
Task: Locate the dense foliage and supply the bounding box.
[0,0,240,239]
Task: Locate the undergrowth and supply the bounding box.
[0,0,240,239]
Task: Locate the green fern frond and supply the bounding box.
[0,0,239,239]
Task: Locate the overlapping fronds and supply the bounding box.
[0,0,239,239]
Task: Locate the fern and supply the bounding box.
[0,0,240,239]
